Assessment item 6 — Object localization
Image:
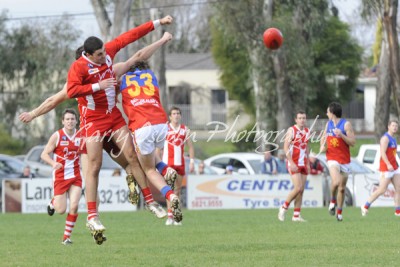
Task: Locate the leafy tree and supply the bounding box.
[0,14,80,145]
[0,124,23,155]
[211,0,362,141]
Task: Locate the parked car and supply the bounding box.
[0,154,25,178]
[317,154,374,206]
[24,145,123,178]
[356,144,400,173]
[13,155,26,162]
[204,152,264,175]
[24,146,53,177]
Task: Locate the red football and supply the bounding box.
[263,28,283,50]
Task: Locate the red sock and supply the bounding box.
[167,209,173,219]
[166,190,174,201]
[282,201,289,209]
[141,187,154,204]
[337,209,342,215]
[293,208,301,218]
[87,201,97,221]
[161,166,168,176]
[63,213,78,240]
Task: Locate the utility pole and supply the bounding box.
[150,8,169,109]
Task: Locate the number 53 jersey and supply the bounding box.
[120,68,168,132]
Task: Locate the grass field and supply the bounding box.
[1,207,398,267]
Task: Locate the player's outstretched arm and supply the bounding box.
[19,84,69,124]
[114,32,173,78]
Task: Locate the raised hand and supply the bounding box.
[160,15,173,25]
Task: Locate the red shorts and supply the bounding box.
[80,107,126,138]
[170,165,185,176]
[289,165,308,175]
[53,177,82,196]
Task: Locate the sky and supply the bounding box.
[1,0,369,47]
[1,0,100,40]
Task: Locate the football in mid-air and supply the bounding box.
[263,28,283,50]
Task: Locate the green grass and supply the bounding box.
[1,208,399,266]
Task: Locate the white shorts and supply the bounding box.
[381,168,400,179]
[133,123,167,155]
[327,160,351,173]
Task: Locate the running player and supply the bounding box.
[161,106,195,226]
[41,108,82,245]
[278,111,309,222]
[361,120,400,216]
[320,102,356,222]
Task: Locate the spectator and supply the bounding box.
[225,165,233,175]
[260,151,278,175]
[20,165,35,178]
[309,153,324,175]
[276,149,288,174]
[198,161,205,175]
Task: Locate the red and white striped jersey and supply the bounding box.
[67,20,155,111]
[53,129,81,181]
[288,125,309,167]
[163,124,188,167]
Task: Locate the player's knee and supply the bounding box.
[57,207,67,214]
[294,186,303,195]
[339,188,345,194]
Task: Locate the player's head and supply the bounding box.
[327,102,342,119]
[83,36,106,64]
[62,108,78,129]
[388,119,399,133]
[295,110,306,127]
[169,106,182,123]
[75,46,84,60]
[129,61,150,72]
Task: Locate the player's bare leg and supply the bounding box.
[48,193,67,216]
[362,174,391,216]
[391,174,400,216]
[62,185,81,245]
[292,175,307,222]
[278,173,302,222]
[111,127,157,206]
[335,173,348,222]
[328,165,341,216]
[138,152,182,223]
[85,139,106,245]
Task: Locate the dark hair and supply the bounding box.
[129,61,150,72]
[83,36,103,55]
[62,108,78,120]
[169,106,181,116]
[295,110,306,118]
[388,119,399,126]
[75,46,84,60]
[328,102,342,118]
